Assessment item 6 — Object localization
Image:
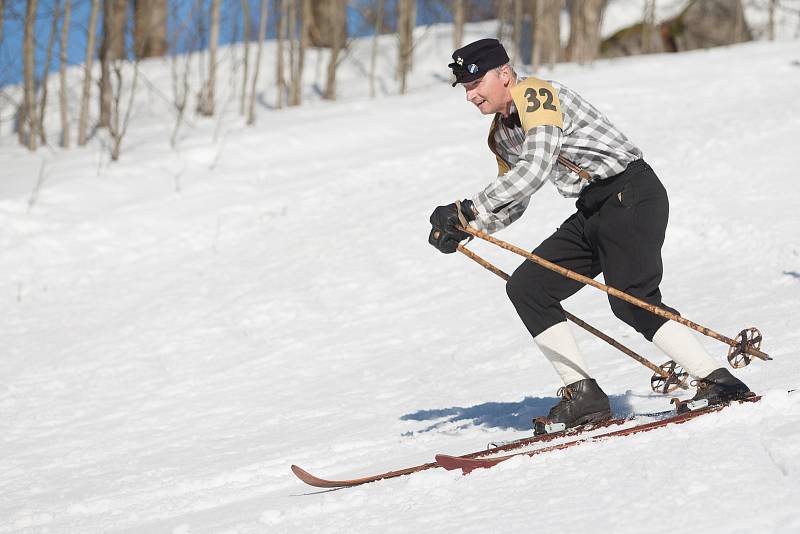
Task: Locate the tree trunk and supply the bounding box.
[310,0,348,48]
[496,0,510,42]
[310,2,328,47]
[408,0,416,71]
[23,0,38,150]
[134,0,167,58]
[247,0,269,125]
[39,0,62,141]
[641,0,656,53]
[100,0,111,127]
[768,0,776,41]
[0,0,5,46]
[287,0,297,105]
[511,0,523,62]
[198,0,220,116]
[291,0,309,106]
[104,4,128,65]
[78,0,101,146]
[369,0,384,97]
[733,0,745,43]
[37,0,61,144]
[60,0,71,147]
[532,0,562,71]
[276,0,286,109]
[397,0,414,95]
[323,0,344,100]
[452,0,465,49]
[109,59,140,160]
[100,0,128,127]
[567,0,605,64]
[240,0,250,115]
[168,0,194,147]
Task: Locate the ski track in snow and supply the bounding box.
[1,20,800,534]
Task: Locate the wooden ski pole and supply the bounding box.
[458,226,771,362]
[456,245,688,389]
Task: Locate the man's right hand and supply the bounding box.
[428,200,474,254]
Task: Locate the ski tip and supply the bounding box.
[290,464,329,488]
[290,464,311,480]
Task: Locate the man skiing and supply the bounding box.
[428,38,752,430]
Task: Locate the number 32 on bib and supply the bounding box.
[510,78,564,131]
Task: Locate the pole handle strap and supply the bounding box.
[454,199,473,245]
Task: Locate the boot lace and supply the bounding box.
[689,377,711,389]
[556,386,575,401]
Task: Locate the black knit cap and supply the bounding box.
[448,38,510,87]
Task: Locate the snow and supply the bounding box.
[2,15,800,534]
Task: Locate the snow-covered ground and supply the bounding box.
[2,15,800,534]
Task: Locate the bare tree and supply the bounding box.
[0,0,5,46]
[640,0,656,53]
[324,0,346,100]
[276,0,286,108]
[310,0,347,47]
[22,0,38,150]
[369,0,384,98]
[567,0,605,64]
[496,0,510,42]
[240,0,251,115]
[198,0,220,116]
[92,0,139,159]
[452,0,465,49]
[287,0,297,104]
[733,0,746,42]
[192,0,207,100]
[109,59,140,160]
[290,0,309,106]
[78,0,101,146]
[169,0,197,147]
[100,0,129,127]
[531,0,562,72]
[511,0,523,62]
[768,0,777,41]
[59,0,72,147]
[247,0,268,125]
[397,0,415,95]
[408,0,416,71]
[134,0,168,58]
[38,0,62,144]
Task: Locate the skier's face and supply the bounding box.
[462,67,513,116]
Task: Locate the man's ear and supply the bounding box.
[500,65,511,86]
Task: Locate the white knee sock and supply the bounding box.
[534,321,591,385]
[652,320,720,379]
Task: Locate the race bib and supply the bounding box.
[510,77,564,131]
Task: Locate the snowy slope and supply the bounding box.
[1,20,800,534]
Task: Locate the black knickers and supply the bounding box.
[506,159,678,341]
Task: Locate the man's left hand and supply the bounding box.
[428,199,475,254]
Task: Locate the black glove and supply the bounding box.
[428,199,475,254]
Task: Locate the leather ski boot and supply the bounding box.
[679,368,754,413]
[535,378,612,434]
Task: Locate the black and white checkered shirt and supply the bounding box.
[471,80,643,234]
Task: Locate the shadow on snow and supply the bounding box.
[400,393,644,434]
